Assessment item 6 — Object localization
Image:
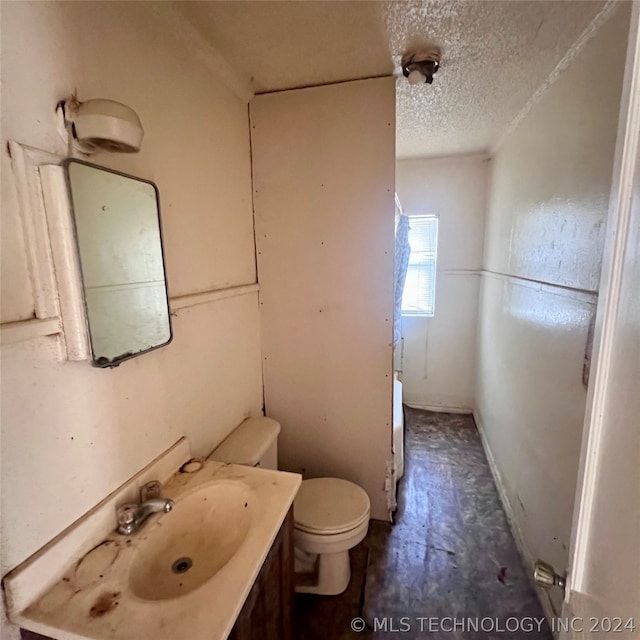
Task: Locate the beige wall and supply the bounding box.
[396,155,488,411]
[475,3,629,616]
[251,78,395,520]
[0,6,263,636]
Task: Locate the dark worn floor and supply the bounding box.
[294,407,552,640]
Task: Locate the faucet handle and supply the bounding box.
[140,480,162,502]
[116,503,138,527]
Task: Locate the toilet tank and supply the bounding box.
[207,417,280,470]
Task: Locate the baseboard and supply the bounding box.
[473,411,558,633]
[404,402,472,414]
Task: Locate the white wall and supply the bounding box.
[1,4,263,635]
[475,3,629,616]
[251,78,395,520]
[396,155,488,411]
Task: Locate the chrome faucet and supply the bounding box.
[116,480,174,535]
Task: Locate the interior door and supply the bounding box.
[553,5,640,638]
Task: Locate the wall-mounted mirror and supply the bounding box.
[64,160,172,368]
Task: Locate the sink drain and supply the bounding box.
[171,557,193,574]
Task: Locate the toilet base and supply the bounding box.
[295,550,351,595]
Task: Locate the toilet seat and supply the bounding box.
[295,510,370,536]
[294,478,370,535]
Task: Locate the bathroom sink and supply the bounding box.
[129,481,254,600]
[9,456,301,640]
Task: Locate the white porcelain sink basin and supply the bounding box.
[129,481,254,600]
[10,457,301,640]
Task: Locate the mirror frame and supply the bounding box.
[63,158,173,368]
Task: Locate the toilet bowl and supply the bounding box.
[293,477,370,595]
[208,418,370,596]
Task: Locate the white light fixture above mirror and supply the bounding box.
[56,95,144,154]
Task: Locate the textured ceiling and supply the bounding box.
[175,1,606,158]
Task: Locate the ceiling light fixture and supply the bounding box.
[401,46,441,85]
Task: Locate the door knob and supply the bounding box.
[534,559,566,592]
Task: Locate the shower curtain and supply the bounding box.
[394,213,410,348]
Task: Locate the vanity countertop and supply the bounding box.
[11,461,301,640]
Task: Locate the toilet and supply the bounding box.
[293,477,370,595]
[208,416,370,595]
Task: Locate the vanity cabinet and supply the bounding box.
[20,507,294,640]
[228,507,294,640]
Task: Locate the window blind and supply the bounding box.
[401,216,438,317]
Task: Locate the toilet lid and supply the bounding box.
[294,478,370,535]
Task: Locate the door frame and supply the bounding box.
[563,0,640,617]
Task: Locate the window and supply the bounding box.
[401,215,438,317]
